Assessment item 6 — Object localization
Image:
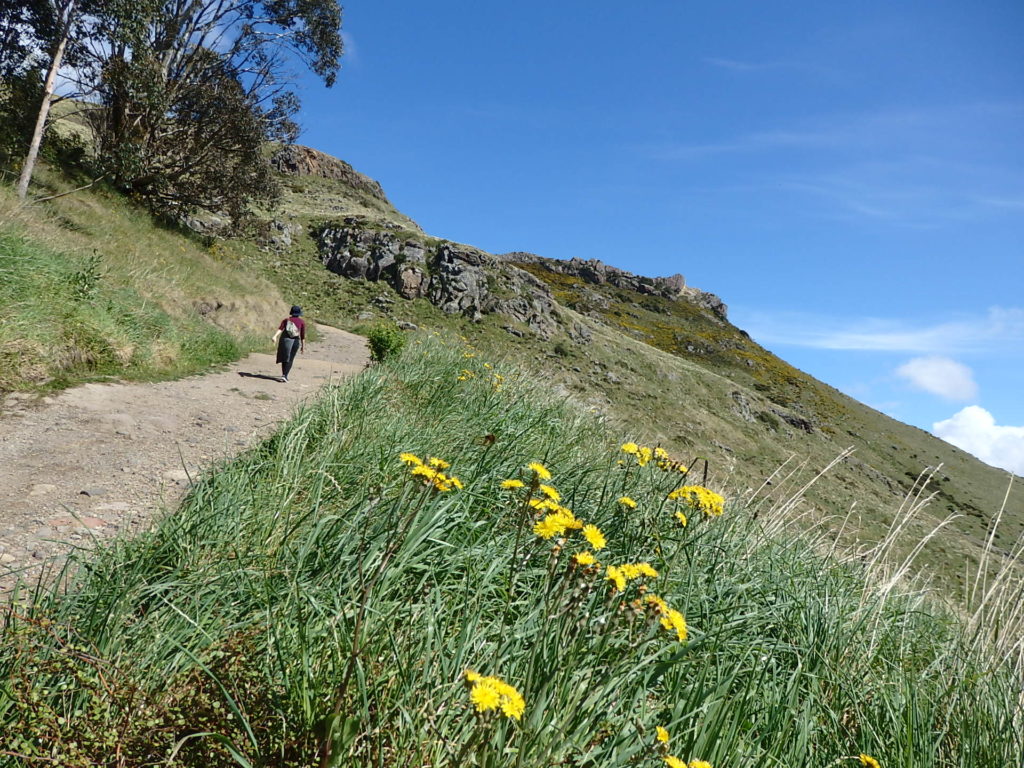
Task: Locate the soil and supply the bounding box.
[0,324,369,596]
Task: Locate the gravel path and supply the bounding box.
[0,324,369,595]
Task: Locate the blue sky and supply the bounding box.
[294,0,1024,474]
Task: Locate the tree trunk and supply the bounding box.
[15,1,75,200]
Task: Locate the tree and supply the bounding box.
[90,0,342,221]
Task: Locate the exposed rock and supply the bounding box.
[271,144,389,202]
[771,408,815,434]
[501,252,727,319]
[730,391,755,423]
[312,221,562,339]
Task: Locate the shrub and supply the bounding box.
[365,322,406,362]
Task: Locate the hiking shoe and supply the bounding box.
[280,376,288,383]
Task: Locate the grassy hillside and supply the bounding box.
[2,339,1020,766]
[0,166,284,395]
[231,159,1023,606]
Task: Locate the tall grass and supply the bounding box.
[1,336,1021,767]
[0,230,243,392]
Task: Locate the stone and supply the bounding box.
[0,553,16,565]
[80,487,108,497]
[396,321,418,331]
[29,483,58,497]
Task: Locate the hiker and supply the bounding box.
[273,305,305,382]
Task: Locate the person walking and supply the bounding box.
[273,305,306,382]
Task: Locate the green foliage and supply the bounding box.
[363,321,406,362]
[0,230,241,392]
[1,339,1019,767]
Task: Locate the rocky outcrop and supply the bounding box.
[501,252,727,319]
[271,145,390,203]
[312,220,563,338]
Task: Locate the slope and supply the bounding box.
[237,147,1023,603]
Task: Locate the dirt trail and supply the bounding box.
[0,324,369,594]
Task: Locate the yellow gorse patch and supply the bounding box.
[463,670,525,721]
[667,485,725,517]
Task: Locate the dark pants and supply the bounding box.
[276,337,300,378]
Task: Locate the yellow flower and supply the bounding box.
[621,441,639,455]
[533,515,567,540]
[859,756,881,768]
[449,475,464,490]
[636,562,658,578]
[582,524,606,550]
[465,674,525,720]
[644,594,668,613]
[427,456,450,469]
[656,726,670,743]
[605,565,627,591]
[667,485,725,517]
[527,461,552,480]
[470,683,501,712]
[574,551,596,566]
[464,670,482,683]
[660,609,688,642]
[399,452,423,465]
[528,498,561,512]
[675,510,688,527]
[689,761,713,768]
[501,478,525,490]
[558,507,583,528]
[410,464,437,481]
[637,446,653,466]
[654,447,669,460]
[617,496,638,509]
[538,484,561,501]
[663,757,686,768]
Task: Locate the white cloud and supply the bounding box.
[933,406,1024,476]
[734,306,1024,354]
[895,356,978,401]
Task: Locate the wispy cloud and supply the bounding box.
[735,307,1024,354]
[895,356,978,401]
[651,104,1024,225]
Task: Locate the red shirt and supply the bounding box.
[279,316,306,340]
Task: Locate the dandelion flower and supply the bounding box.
[399,452,423,466]
[675,510,688,527]
[533,515,567,540]
[656,726,670,743]
[582,524,606,550]
[605,565,627,592]
[661,609,688,642]
[663,758,686,768]
[689,761,713,768]
[574,551,596,566]
[637,446,653,466]
[470,683,501,712]
[527,461,552,480]
[667,485,725,517]
[427,456,450,469]
[859,756,881,768]
[528,498,561,513]
[654,447,669,460]
[617,496,638,509]
[501,479,525,490]
[538,484,561,501]
[449,476,464,490]
[621,442,639,455]
[464,670,482,683]
[464,673,525,721]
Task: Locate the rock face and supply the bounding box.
[312,220,562,338]
[271,145,390,203]
[501,252,727,320]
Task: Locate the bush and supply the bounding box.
[365,322,406,362]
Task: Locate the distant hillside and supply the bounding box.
[238,146,1023,603]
